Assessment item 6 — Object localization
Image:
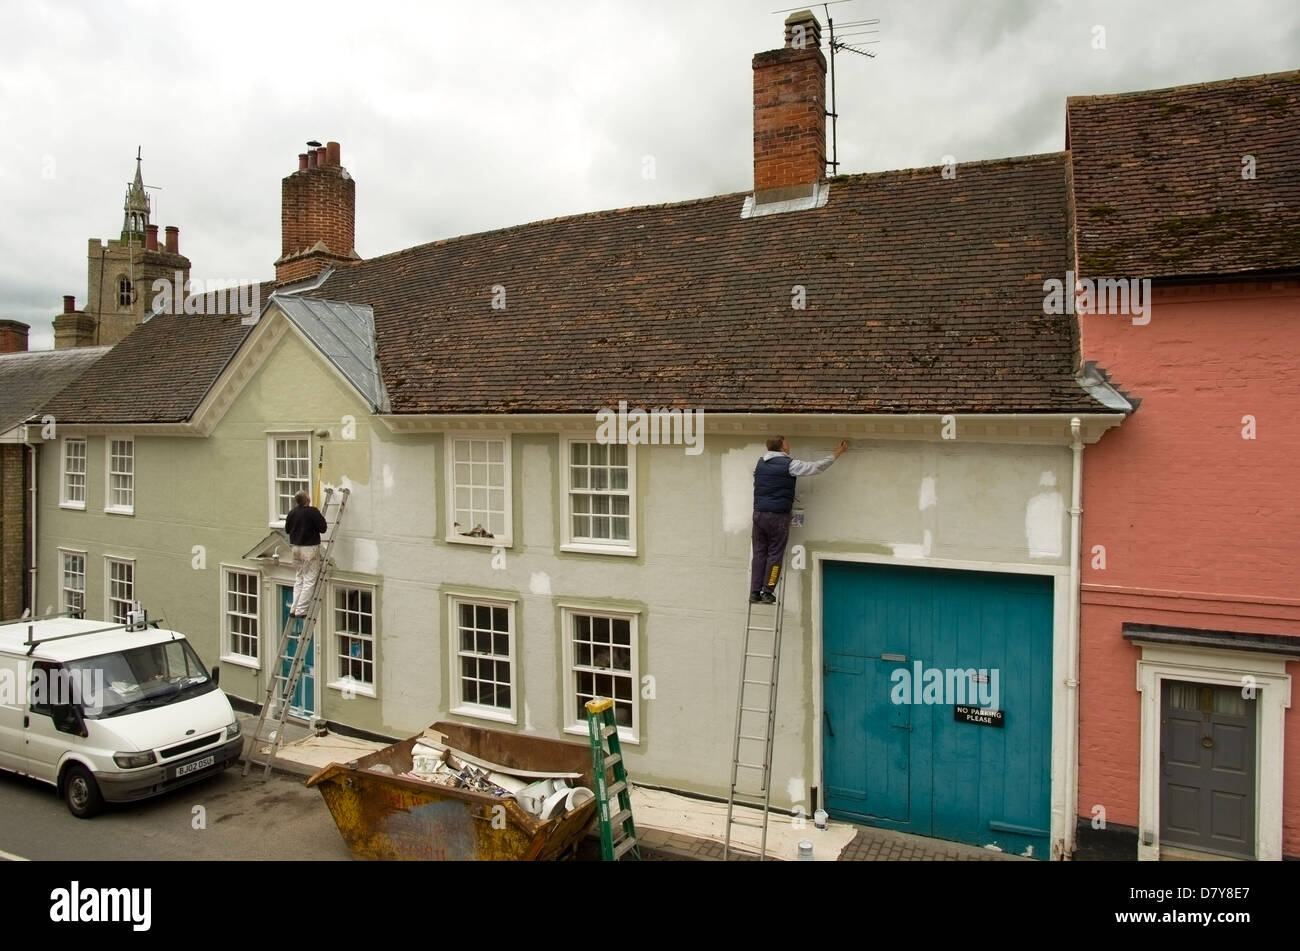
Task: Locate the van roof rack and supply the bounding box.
[7,603,162,656]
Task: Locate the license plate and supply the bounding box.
[176,755,215,777]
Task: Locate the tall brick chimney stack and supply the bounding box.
[752,10,827,205]
[275,140,359,285]
[0,320,29,354]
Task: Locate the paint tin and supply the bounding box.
[813,809,828,830]
[797,840,814,860]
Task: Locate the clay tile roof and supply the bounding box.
[0,346,110,433]
[314,152,1106,415]
[1068,69,1300,280]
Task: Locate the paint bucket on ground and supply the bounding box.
[813,809,828,830]
[797,840,814,860]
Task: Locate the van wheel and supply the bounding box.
[63,765,104,819]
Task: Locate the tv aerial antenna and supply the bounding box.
[772,1,880,175]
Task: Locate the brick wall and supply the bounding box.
[1078,280,1300,856]
[0,444,27,620]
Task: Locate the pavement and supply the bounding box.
[239,714,1028,862]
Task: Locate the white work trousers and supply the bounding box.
[291,544,323,617]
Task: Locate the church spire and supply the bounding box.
[122,146,150,240]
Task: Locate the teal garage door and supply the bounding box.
[822,561,1053,858]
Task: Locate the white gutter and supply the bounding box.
[1062,416,1083,859]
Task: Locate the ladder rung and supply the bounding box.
[744,652,773,660]
[610,808,633,827]
[741,679,772,686]
[747,626,777,634]
[601,725,616,739]
[612,836,639,860]
[606,780,627,798]
[738,733,769,742]
[728,817,766,829]
[736,762,768,771]
[604,753,622,768]
[740,705,770,714]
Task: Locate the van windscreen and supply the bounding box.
[64,639,215,718]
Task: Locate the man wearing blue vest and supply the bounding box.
[750,435,850,603]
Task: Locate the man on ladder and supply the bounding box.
[286,490,328,618]
[749,436,850,603]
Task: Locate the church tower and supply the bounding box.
[54,149,192,349]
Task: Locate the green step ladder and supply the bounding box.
[585,697,641,861]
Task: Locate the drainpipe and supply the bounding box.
[25,433,38,617]
[1062,416,1083,860]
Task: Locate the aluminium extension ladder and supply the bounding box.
[724,553,789,860]
[586,697,641,861]
[243,487,351,777]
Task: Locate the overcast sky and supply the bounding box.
[2,0,1296,349]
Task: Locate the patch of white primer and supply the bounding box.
[1026,471,1064,558]
[919,475,937,510]
[891,529,933,559]
[786,775,805,804]
[722,446,763,533]
[529,571,552,595]
[524,703,534,731]
[350,538,379,575]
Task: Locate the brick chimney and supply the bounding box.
[752,10,827,204]
[0,320,29,354]
[275,140,359,285]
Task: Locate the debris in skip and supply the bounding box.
[307,721,601,860]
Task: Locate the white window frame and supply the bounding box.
[104,436,134,515]
[60,437,87,510]
[560,603,640,744]
[560,436,637,556]
[444,434,513,547]
[104,556,135,625]
[447,594,518,724]
[328,582,377,698]
[267,431,312,527]
[58,548,86,618]
[219,565,261,669]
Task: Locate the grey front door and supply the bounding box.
[1160,681,1256,858]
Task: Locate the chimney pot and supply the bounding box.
[298,153,309,171]
[326,141,341,166]
[63,295,76,313]
[316,146,327,167]
[165,225,179,254]
[307,150,318,169]
[145,224,159,251]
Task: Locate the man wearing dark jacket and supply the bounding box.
[285,490,329,618]
[750,436,849,603]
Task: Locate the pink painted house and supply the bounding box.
[1069,71,1300,860]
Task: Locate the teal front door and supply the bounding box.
[277,584,315,719]
[822,561,1053,857]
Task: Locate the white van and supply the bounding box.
[0,609,242,818]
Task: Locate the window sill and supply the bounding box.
[220,654,260,671]
[327,678,376,699]
[450,704,517,725]
[564,723,639,746]
[59,501,86,511]
[561,543,637,558]
[104,507,134,517]
[446,535,513,549]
